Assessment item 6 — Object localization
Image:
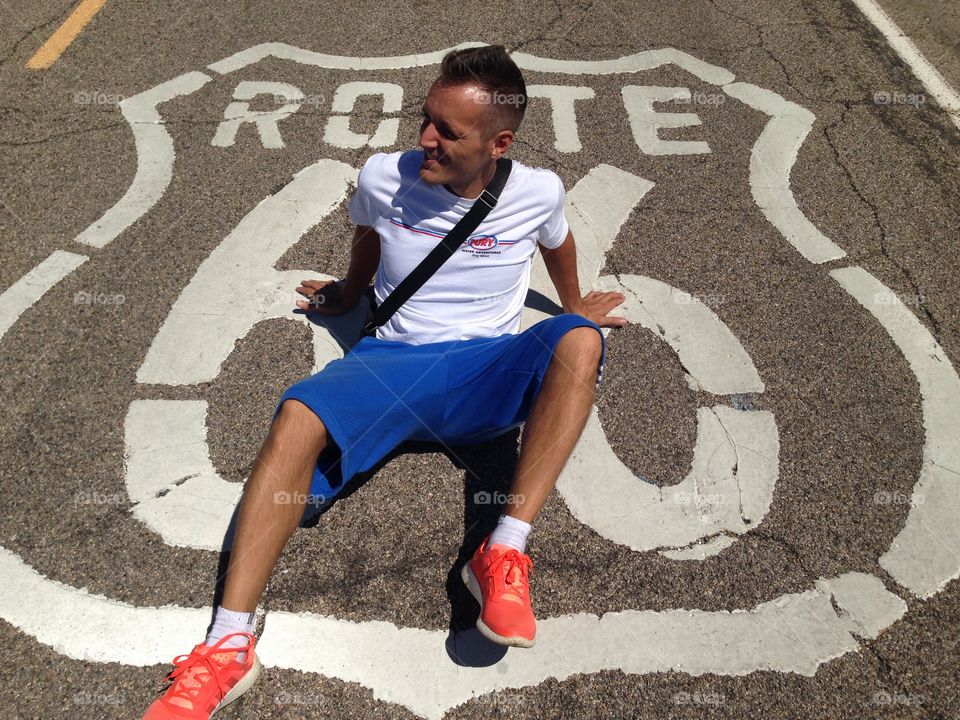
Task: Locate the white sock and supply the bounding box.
[488,514,532,553]
[205,606,256,660]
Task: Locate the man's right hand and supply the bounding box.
[295,279,359,315]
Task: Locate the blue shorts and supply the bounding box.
[276,314,605,504]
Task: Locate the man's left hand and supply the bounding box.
[570,290,629,328]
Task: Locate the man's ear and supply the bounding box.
[492,129,514,158]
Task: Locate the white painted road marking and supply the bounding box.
[128,155,781,556]
[511,47,735,85]
[831,267,960,598]
[323,81,403,148]
[723,82,846,264]
[563,404,778,555]
[206,41,489,75]
[561,273,777,557]
[526,85,596,152]
[522,161,777,556]
[622,86,711,155]
[125,400,241,550]
[67,45,743,255]
[599,274,765,395]
[136,158,356,385]
[522,164,655,327]
[851,0,960,130]
[0,546,907,720]
[211,81,305,149]
[3,42,958,719]
[0,250,87,340]
[75,71,212,249]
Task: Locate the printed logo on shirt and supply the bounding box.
[468,235,497,250]
[389,218,518,257]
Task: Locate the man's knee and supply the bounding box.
[556,326,603,368]
[274,398,328,449]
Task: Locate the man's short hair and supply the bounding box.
[437,45,527,138]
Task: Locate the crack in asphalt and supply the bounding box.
[821,102,944,343]
[855,634,948,720]
[710,406,749,521]
[658,529,736,554]
[506,0,569,55]
[745,536,942,716]
[836,0,960,147]
[749,528,821,583]
[711,0,811,102]
[0,119,128,146]
[735,535,940,711]
[703,0,806,100]
[0,5,75,70]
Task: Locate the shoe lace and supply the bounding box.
[486,548,533,596]
[164,633,253,708]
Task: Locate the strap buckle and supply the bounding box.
[477,188,499,209]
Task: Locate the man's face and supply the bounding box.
[417,80,507,188]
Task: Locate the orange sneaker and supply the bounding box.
[142,632,261,719]
[461,536,536,647]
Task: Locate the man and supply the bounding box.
[143,44,626,719]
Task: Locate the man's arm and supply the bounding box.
[341,224,381,305]
[296,224,381,313]
[539,229,584,314]
[538,230,628,328]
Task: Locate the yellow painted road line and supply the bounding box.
[25,0,108,70]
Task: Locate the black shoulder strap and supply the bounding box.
[363,157,512,336]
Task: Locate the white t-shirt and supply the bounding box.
[347,150,569,344]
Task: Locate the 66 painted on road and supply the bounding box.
[0,43,957,720]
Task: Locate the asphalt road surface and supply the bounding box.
[1,1,959,718]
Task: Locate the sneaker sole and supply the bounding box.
[461,563,535,648]
[211,654,262,716]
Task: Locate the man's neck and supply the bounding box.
[444,159,498,199]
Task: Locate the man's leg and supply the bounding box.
[221,398,328,611]
[142,398,328,719]
[463,325,602,648]
[506,325,602,521]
